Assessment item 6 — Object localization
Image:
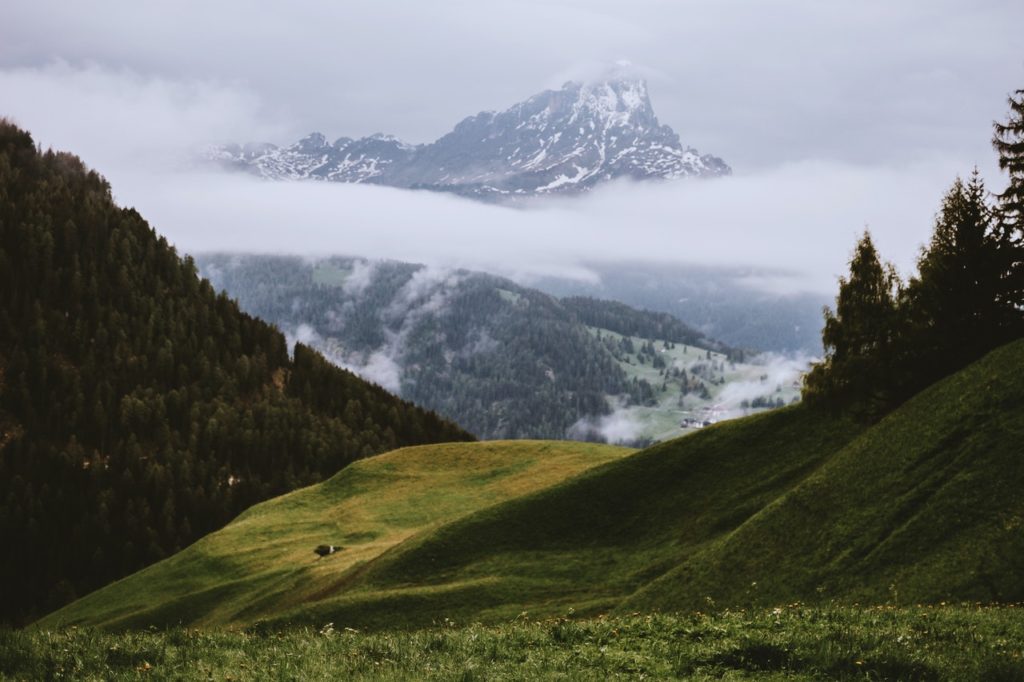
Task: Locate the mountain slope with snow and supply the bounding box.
[209,75,729,199]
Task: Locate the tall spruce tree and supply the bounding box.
[992,89,1024,317]
[901,171,1012,391]
[803,230,901,419]
[993,89,1024,234]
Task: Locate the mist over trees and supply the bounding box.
[197,255,733,441]
[804,92,1024,419]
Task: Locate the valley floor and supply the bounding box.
[5,606,1023,680]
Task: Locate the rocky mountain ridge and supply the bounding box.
[209,76,729,200]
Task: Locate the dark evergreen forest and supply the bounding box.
[0,122,471,625]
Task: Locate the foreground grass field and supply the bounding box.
[7,606,1024,680]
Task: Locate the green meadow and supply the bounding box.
[7,606,1024,680]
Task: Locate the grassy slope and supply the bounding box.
[626,336,1024,612]
[37,441,633,630]
[299,339,1022,629]
[268,405,862,629]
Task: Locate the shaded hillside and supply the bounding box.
[558,296,730,353]
[0,122,470,625]
[625,337,1024,612]
[347,339,1022,626]
[330,406,860,628]
[36,441,633,629]
[199,255,632,439]
[39,406,857,630]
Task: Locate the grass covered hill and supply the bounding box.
[624,338,1024,614]
[40,339,1024,632]
[0,121,470,625]
[352,339,1022,626]
[37,441,633,630]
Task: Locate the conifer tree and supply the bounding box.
[803,231,901,418]
[902,171,1009,387]
[993,89,1024,234]
[992,89,1024,317]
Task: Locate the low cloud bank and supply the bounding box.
[714,353,812,413]
[279,265,466,394]
[107,160,979,296]
[568,406,643,445]
[0,61,278,174]
[1,61,1007,295]
[282,322,401,392]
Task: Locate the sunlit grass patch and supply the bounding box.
[36,441,634,630]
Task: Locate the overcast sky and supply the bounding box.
[3,0,1023,291]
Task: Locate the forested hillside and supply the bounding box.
[0,122,470,625]
[198,255,753,441]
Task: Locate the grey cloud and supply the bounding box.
[351,351,404,394]
[388,267,464,317]
[2,0,1021,170]
[283,320,404,393]
[714,354,811,413]
[568,406,642,445]
[341,259,377,297]
[0,61,277,174]
[99,157,981,295]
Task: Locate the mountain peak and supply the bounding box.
[293,132,328,152]
[210,74,729,200]
[578,77,654,125]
